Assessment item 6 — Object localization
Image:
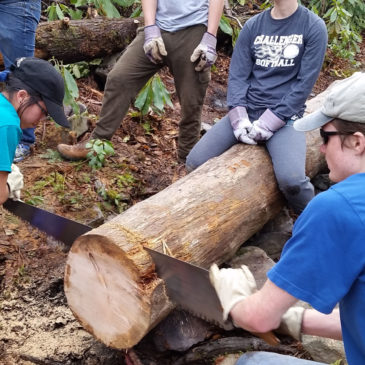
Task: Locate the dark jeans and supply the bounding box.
[93,24,211,160]
[0,0,41,145]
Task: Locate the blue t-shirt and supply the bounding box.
[227,5,328,121]
[155,0,208,32]
[0,93,22,172]
[268,173,365,365]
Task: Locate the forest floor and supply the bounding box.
[0,21,364,364]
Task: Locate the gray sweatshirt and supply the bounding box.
[227,5,328,121]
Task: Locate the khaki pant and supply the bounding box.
[93,24,211,160]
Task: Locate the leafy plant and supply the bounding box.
[306,0,365,63]
[52,58,80,115]
[219,14,241,47]
[134,74,173,116]
[85,139,115,169]
[46,0,140,20]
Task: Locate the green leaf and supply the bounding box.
[219,15,233,36]
[113,0,135,6]
[151,76,165,111]
[47,4,58,21]
[130,5,142,18]
[134,80,151,110]
[72,65,81,79]
[64,68,79,98]
[99,0,121,18]
[55,4,65,19]
[68,8,83,19]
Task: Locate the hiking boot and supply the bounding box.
[14,143,31,163]
[57,140,90,161]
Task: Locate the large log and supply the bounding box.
[0,17,140,66]
[64,92,329,349]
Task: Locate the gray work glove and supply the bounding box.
[190,32,217,71]
[143,25,167,64]
[209,263,257,321]
[277,307,305,341]
[7,164,24,200]
[248,109,285,142]
[229,107,256,145]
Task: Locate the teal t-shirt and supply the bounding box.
[0,93,22,172]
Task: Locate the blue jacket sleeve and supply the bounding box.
[227,22,253,110]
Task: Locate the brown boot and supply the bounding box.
[57,140,90,161]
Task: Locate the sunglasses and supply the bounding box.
[36,101,49,118]
[320,129,348,144]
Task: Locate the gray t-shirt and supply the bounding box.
[156,0,208,32]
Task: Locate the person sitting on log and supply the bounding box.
[209,72,365,364]
[56,0,225,164]
[186,0,328,214]
[0,57,70,205]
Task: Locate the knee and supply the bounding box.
[185,152,200,172]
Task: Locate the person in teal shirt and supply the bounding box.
[0,57,69,204]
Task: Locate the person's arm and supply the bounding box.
[207,0,225,36]
[226,22,253,110]
[302,308,342,340]
[141,0,157,26]
[230,279,298,334]
[0,171,9,205]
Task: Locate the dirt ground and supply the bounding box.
[0,24,364,364]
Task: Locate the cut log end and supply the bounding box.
[64,234,171,348]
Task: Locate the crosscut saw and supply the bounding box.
[144,247,280,346]
[3,199,91,246]
[3,199,279,345]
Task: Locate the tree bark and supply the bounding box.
[0,17,141,67]
[64,91,328,349]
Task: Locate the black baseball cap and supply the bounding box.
[11,57,70,128]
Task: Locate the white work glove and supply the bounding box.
[277,307,305,341]
[190,32,217,71]
[143,25,167,64]
[209,263,257,321]
[228,107,256,145]
[248,109,285,142]
[7,164,24,200]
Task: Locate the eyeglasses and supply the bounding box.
[36,101,49,118]
[320,129,347,144]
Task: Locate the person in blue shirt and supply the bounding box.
[0,57,69,204]
[186,0,328,213]
[0,0,42,162]
[209,72,365,364]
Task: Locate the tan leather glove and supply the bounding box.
[209,263,257,321]
[277,307,305,341]
[7,164,24,200]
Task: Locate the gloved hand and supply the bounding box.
[143,25,167,64]
[190,32,217,71]
[209,263,257,321]
[7,164,24,200]
[228,107,256,145]
[248,109,285,142]
[277,307,305,341]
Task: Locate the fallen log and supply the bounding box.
[0,17,140,66]
[64,91,328,349]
